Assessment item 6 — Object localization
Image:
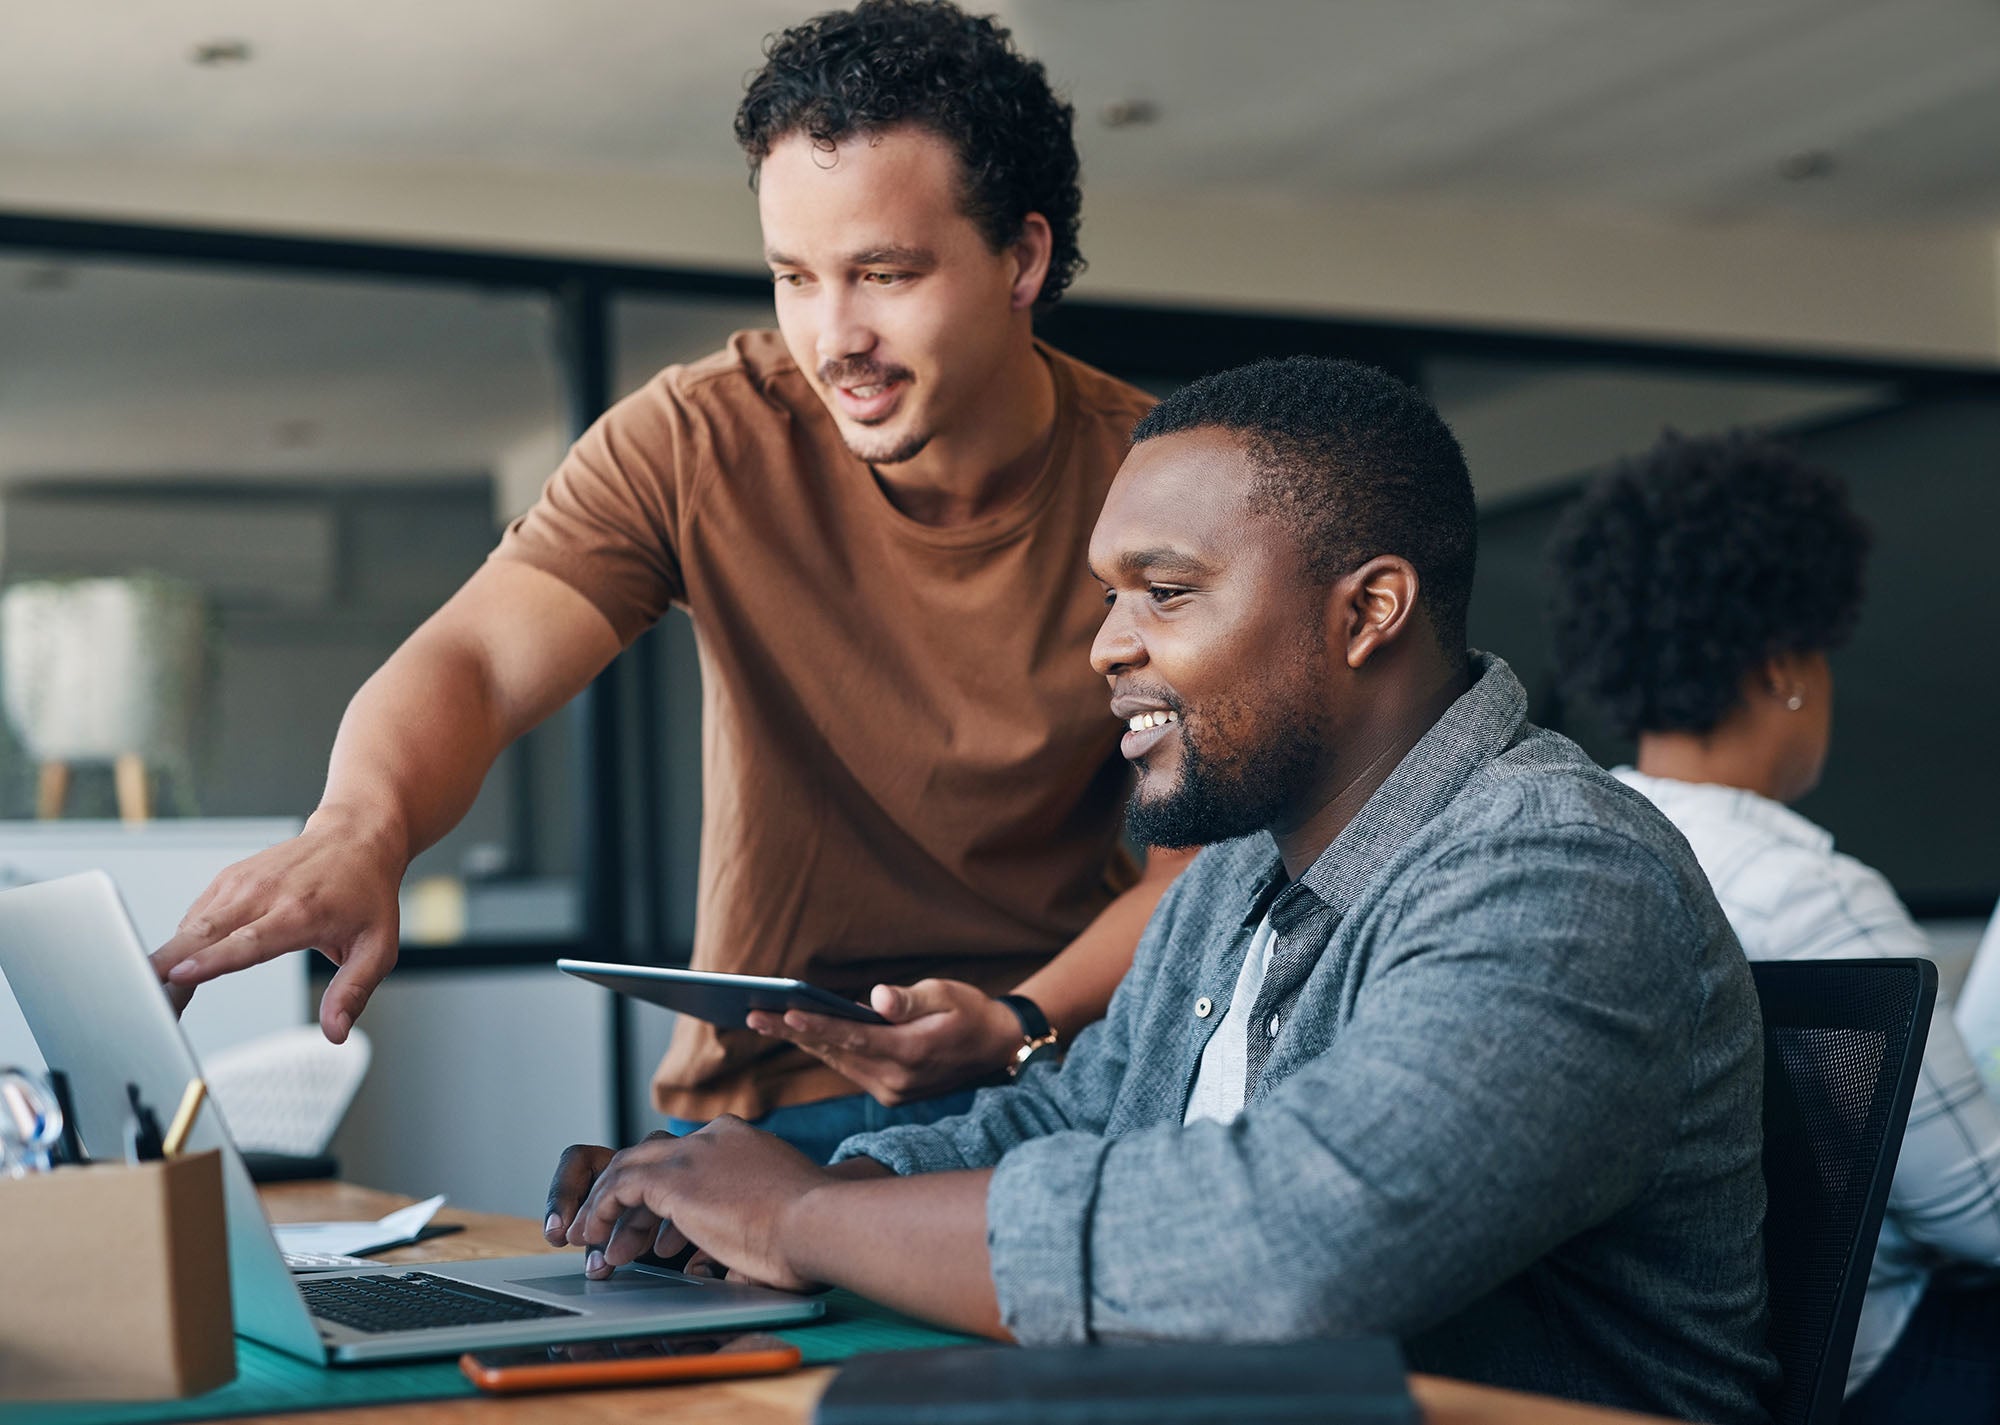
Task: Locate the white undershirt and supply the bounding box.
[1183,913,1278,1125]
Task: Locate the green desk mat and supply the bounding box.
[0,1291,982,1425]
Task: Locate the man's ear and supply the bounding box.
[1008,213,1055,311]
[1329,556,1421,670]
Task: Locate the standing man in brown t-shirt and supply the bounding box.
[153,0,1186,1161]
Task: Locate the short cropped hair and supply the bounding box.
[735,0,1083,305]
[1547,431,1870,739]
[1131,357,1478,653]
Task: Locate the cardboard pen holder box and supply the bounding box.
[0,1149,235,1400]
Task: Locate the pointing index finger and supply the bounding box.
[150,918,236,978]
[162,916,297,986]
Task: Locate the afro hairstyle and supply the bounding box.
[1547,430,1870,740]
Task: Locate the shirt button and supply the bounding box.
[1267,1014,1280,1038]
[1194,996,1213,1019]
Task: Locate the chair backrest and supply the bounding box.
[1752,957,1935,1425]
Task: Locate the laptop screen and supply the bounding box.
[0,871,325,1361]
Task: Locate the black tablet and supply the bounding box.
[556,960,889,1027]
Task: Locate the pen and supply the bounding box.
[161,1078,207,1159]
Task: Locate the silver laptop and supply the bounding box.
[0,871,823,1364]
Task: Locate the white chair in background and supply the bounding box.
[202,1024,372,1158]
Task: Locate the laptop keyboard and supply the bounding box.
[299,1272,580,1334]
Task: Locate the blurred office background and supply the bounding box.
[0,0,1996,1212]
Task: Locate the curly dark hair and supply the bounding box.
[1133,357,1478,654]
[734,0,1083,305]
[1547,430,1871,740]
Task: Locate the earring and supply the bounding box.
[1785,694,1804,712]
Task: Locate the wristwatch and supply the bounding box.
[999,993,1061,1078]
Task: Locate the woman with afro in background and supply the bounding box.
[1548,430,2000,1425]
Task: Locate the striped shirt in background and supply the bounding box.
[1617,768,2000,1394]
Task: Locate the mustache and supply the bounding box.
[818,358,914,390]
[1115,683,1184,716]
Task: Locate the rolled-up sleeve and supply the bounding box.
[827,1062,1091,1175]
[986,1132,1115,1342]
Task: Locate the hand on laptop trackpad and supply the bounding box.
[508,1269,697,1296]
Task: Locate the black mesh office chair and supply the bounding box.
[1752,957,1936,1425]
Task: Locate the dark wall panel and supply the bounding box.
[1472,394,2000,912]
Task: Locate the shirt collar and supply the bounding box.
[1296,651,1525,918]
[1232,651,1527,927]
[1236,852,1290,928]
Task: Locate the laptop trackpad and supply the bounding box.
[508,1269,696,1296]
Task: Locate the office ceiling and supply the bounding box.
[1,0,1997,227]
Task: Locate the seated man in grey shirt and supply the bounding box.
[547,356,1779,1423]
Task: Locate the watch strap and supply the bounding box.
[998,993,1052,1042]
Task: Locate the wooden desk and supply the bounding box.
[251,1183,1675,1425]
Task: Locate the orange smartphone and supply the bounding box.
[458,1331,801,1394]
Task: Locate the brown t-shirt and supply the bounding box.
[493,330,1153,1120]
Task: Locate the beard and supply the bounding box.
[820,356,928,465]
[842,427,932,466]
[1124,620,1330,850]
[1125,707,1324,849]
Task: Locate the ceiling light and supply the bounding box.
[1099,99,1158,129]
[191,40,252,67]
[1778,150,1835,182]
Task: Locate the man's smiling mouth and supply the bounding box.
[1118,707,1180,760]
[832,378,906,424]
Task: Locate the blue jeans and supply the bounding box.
[1842,1277,2000,1425]
[667,1087,981,1166]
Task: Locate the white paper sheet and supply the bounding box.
[273,1193,448,1258]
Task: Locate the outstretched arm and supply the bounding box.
[152,561,621,1040]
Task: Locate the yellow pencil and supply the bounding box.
[161,1078,207,1158]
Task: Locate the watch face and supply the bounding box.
[1012,1038,1062,1076]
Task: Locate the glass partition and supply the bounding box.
[0,253,575,945]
